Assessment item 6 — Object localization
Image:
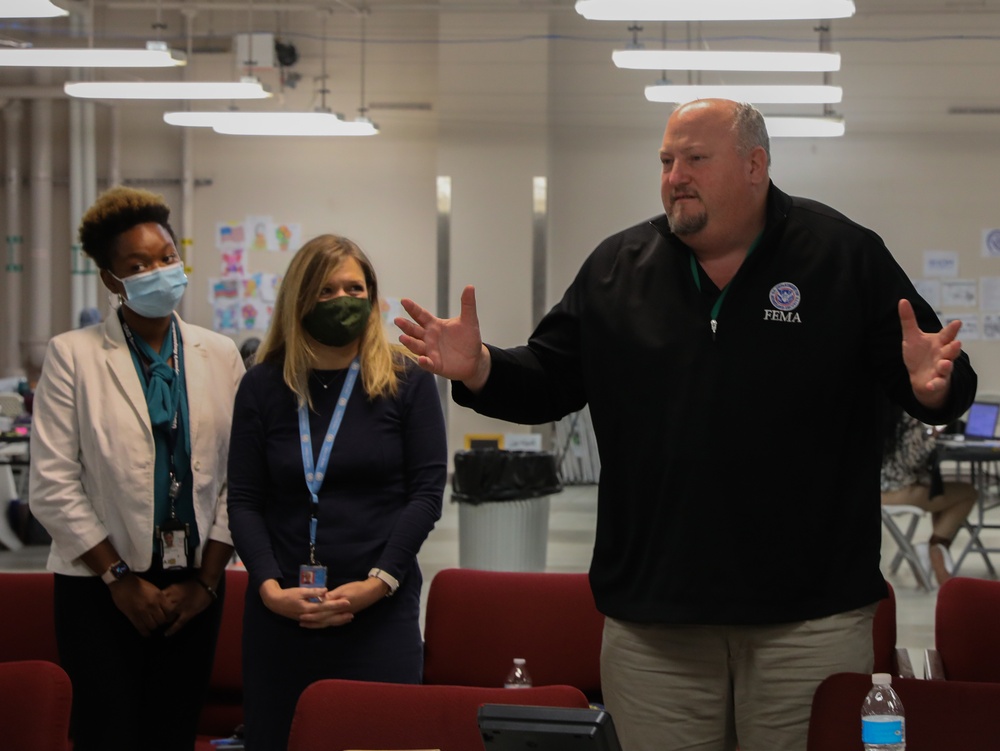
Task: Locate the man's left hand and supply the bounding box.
[899,298,963,409]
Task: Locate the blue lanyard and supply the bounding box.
[298,357,360,564]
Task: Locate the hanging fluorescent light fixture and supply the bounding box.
[576,0,855,21]
[765,115,845,137]
[211,112,378,136]
[0,43,186,68]
[0,0,68,18]
[646,83,842,104]
[613,50,840,72]
[163,111,236,127]
[163,110,379,136]
[65,77,270,100]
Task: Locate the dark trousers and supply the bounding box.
[54,569,225,751]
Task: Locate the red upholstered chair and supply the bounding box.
[871,581,913,677]
[807,672,1000,751]
[0,572,59,664]
[196,567,248,749]
[0,660,72,751]
[287,679,591,751]
[423,568,605,701]
[924,576,1000,680]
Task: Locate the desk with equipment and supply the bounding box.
[936,437,1000,577]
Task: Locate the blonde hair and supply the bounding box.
[256,234,413,409]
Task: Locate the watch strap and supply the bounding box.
[368,567,399,597]
[101,559,131,585]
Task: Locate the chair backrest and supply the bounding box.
[0,660,72,751]
[807,671,1000,751]
[934,576,1000,681]
[287,679,591,751]
[197,567,248,738]
[871,581,897,675]
[0,391,24,418]
[423,568,605,700]
[0,572,59,664]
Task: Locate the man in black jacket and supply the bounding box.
[396,99,976,750]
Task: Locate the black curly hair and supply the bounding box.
[78,186,177,270]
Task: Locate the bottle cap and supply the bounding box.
[872,672,892,685]
[514,658,525,665]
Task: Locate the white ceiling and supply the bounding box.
[2,0,1000,137]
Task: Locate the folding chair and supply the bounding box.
[880,505,934,590]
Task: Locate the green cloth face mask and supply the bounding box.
[302,296,372,347]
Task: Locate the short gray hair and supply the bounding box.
[732,102,771,168]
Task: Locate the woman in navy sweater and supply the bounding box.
[227,235,447,749]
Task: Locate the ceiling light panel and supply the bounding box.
[0,47,186,68]
[65,80,271,100]
[645,84,843,104]
[576,0,856,21]
[613,50,840,72]
[0,0,68,18]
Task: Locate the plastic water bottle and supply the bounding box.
[504,658,532,688]
[861,673,905,750]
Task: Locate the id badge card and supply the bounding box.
[299,564,327,603]
[157,519,190,570]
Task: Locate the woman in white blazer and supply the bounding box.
[29,186,245,751]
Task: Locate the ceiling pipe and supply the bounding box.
[3,101,26,378]
[178,8,196,321]
[27,70,55,378]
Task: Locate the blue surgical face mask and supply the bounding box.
[112,263,188,319]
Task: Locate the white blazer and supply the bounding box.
[29,312,245,576]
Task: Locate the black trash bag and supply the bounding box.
[452,449,562,504]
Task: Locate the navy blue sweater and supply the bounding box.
[228,357,446,596]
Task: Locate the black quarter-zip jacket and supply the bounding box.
[454,182,976,625]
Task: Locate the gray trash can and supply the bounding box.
[452,449,562,572]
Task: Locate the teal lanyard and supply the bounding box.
[689,231,763,339]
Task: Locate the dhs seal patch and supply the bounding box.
[769,282,801,311]
[763,282,803,323]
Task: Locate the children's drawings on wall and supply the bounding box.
[242,215,303,253]
[214,302,241,335]
[211,212,300,335]
[272,222,303,252]
[216,221,245,248]
[220,247,245,277]
[209,273,280,333]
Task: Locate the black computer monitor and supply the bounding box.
[478,705,623,751]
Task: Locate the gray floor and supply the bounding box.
[4,482,999,672]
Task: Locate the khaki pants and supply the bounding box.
[600,605,877,751]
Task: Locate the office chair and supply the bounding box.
[286,679,590,751]
[0,572,59,664]
[924,576,1000,680]
[423,568,605,701]
[0,391,24,419]
[871,581,914,677]
[197,567,248,745]
[0,660,72,751]
[880,505,934,590]
[807,672,1000,751]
